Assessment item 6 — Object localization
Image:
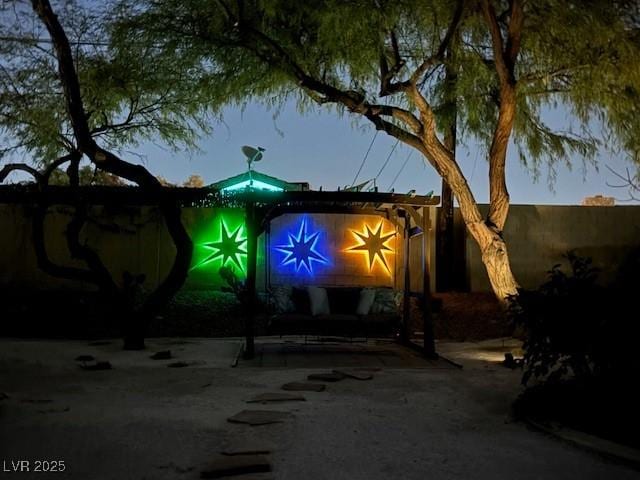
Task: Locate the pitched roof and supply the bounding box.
[208,170,308,191]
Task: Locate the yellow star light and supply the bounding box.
[346,220,396,274]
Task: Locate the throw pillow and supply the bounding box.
[371,288,400,314]
[356,288,376,315]
[306,286,330,316]
[327,287,361,314]
[270,285,294,314]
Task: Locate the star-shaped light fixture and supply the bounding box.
[346,220,396,274]
[195,219,247,272]
[274,218,329,273]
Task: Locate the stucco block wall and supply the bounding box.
[0,204,168,291]
[464,205,640,292]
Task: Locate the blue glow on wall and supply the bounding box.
[273,217,330,274]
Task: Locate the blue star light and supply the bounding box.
[274,218,329,273]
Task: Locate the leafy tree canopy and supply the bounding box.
[112,0,640,180]
[0,0,214,168]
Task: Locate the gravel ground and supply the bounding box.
[0,337,637,480]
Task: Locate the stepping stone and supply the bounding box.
[80,361,112,371]
[167,361,190,368]
[281,382,326,392]
[75,355,95,362]
[247,393,306,403]
[221,440,275,457]
[333,369,373,380]
[200,454,271,478]
[227,410,291,426]
[0,392,8,401]
[221,448,273,456]
[37,406,70,414]
[167,361,205,368]
[150,350,172,360]
[157,462,194,474]
[221,476,273,480]
[307,372,345,382]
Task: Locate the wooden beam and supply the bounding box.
[243,201,258,359]
[404,205,423,227]
[422,207,437,358]
[402,211,411,344]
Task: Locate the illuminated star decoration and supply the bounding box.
[195,219,247,272]
[347,220,396,274]
[274,218,329,273]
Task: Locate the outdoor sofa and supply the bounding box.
[267,285,402,339]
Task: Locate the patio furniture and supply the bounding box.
[267,285,401,340]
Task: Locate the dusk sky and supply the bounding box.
[134,99,637,206]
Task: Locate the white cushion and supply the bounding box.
[306,286,330,316]
[356,288,376,315]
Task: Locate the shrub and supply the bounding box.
[509,250,639,386]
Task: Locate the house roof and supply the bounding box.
[208,170,308,192]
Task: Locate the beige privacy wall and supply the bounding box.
[5,201,634,295]
[464,205,640,291]
[0,204,245,292]
[0,203,176,291]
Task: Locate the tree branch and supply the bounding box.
[32,0,194,314]
[482,0,523,232]
[31,202,98,283]
[379,29,407,96]
[482,0,507,87]
[409,0,466,86]
[0,163,43,183]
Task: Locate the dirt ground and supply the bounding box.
[0,337,637,480]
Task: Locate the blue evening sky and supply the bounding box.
[136,100,636,206]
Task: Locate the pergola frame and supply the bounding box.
[238,190,440,360]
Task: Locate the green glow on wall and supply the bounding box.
[191,210,247,279]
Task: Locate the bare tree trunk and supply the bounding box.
[31,0,194,349]
[436,179,455,291]
[418,118,519,302]
[436,31,458,292]
[33,0,193,347]
[466,221,519,300]
[431,155,519,302]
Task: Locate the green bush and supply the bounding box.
[510,250,639,386]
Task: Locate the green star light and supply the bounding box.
[194,219,247,272]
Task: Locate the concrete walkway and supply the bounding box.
[0,337,637,479]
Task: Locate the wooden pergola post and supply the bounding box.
[422,206,437,358]
[402,210,411,345]
[243,201,257,359]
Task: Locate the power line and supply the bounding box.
[375,138,399,180]
[351,130,378,186]
[387,151,413,191]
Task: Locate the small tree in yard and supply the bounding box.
[114,0,640,302]
[183,174,205,188]
[0,0,213,347]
